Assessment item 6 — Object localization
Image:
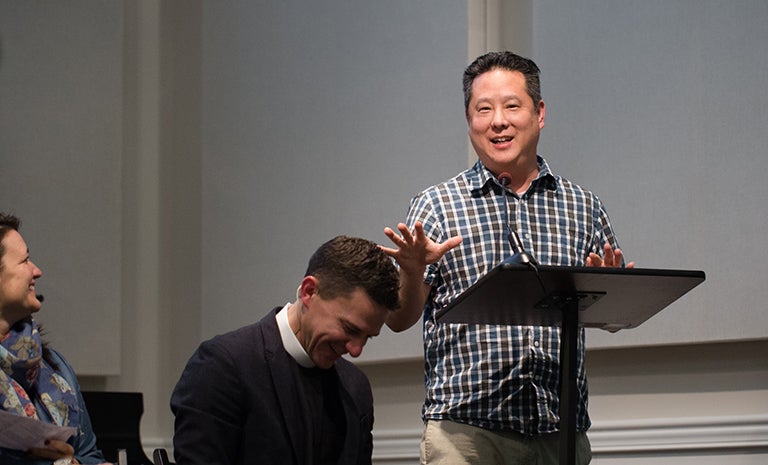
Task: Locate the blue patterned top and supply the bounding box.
[0,348,105,465]
[406,157,623,435]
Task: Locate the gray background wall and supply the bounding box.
[533,0,768,348]
[199,0,468,359]
[0,1,123,374]
[1,1,766,463]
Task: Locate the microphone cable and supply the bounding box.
[496,173,547,295]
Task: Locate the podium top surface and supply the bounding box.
[436,263,705,331]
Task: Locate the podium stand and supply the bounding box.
[436,260,705,465]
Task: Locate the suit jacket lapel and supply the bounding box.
[336,367,366,465]
[261,309,311,465]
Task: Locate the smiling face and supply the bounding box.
[295,276,389,369]
[466,68,546,186]
[0,229,43,330]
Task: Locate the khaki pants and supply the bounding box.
[421,420,592,465]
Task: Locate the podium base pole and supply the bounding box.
[559,298,579,465]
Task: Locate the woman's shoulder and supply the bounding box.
[44,347,80,385]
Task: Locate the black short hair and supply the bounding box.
[463,51,542,115]
[305,236,400,311]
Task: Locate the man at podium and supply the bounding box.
[382,51,633,465]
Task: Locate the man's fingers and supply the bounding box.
[602,243,615,266]
[396,223,415,245]
[378,244,399,256]
[439,236,463,254]
[587,253,603,267]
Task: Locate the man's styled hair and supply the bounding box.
[0,213,22,268]
[305,236,400,311]
[462,51,543,115]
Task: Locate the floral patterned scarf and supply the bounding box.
[0,317,79,427]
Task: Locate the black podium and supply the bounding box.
[436,260,705,465]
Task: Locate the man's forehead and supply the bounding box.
[338,301,386,336]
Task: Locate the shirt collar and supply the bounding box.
[469,156,558,196]
[275,303,315,368]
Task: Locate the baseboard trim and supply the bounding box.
[588,414,768,453]
[371,414,768,460]
[372,428,422,461]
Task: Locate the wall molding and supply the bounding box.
[588,414,768,453]
[371,414,768,461]
[142,415,768,462]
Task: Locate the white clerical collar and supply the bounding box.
[276,302,315,368]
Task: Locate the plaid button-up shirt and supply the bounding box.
[407,157,624,435]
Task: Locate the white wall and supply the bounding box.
[0,0,123,375]
[361,340,768,464]
[533,0,768,348]
[199,0,469,359]
[1,0,766,463]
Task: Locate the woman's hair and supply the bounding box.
[0,212,22,268]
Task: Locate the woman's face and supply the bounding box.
[0,229,43,325]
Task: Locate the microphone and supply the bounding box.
[36,294,45,302]
[497,173,538,267]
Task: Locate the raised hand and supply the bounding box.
[380,222,462,275]
[586,243,635,268]
[380,222,462,331]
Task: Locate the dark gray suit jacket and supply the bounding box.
[171,307,374,465]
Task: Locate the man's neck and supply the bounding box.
[490,162,539,194]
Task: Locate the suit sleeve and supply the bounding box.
[363,382,374,465]
[338,360,374,465]
[171,339,246,465]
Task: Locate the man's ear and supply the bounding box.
[537,100,546,129]
[299,275,319,309]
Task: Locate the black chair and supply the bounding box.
[152,448,174,465]
[81,391,154,465]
